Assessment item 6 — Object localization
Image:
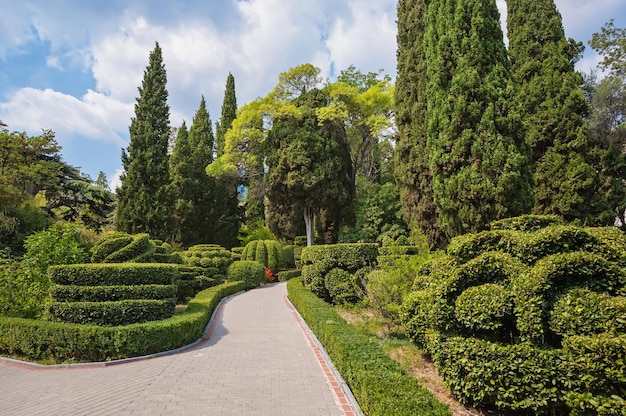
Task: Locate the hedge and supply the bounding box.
[301,243,378,271]
[47,299,176,326]
[240,240,284,273]
[50,284,177,302]
[489,214,564,232]
[91,235,133,262]
[103,233,155,263]
[287,278,451,416]
[0,281,246,362]
[277,269,301,281]
[226,260,265,290]
[49,263,179,286]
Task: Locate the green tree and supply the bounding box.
[169,121,196,244]
[266,89,351,246]
[395,0,444,248]
[95,171,109,191]
[589,19,626,77]
[507,0,614,225]
[425,0,533,239]
[216,72,238,158]
[116,42,173,240]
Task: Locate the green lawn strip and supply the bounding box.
[287,278,451,416]
[0,280,245,363]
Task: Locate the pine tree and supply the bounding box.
[116,42,173,240]
[169,121,196,244]
[394,0,444,248]
[425,0,533,239]
[216,73,238,158]
[507,0,613,225]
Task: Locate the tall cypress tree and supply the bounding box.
[425,0,533,239]
[169,121,196,245]
[116,42,173,240]
[395,0,445,247]
[216,73,237,158]
[507,0,613,225]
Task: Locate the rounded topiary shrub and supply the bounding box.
[241,240,284,273]
[91,233,157,263]
[455,283,513,333]
[324,268,361,305]
[226,260,265,290]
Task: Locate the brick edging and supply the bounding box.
[283,294,362,416]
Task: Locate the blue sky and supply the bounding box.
[0,0,624,190]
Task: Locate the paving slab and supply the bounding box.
[0,282,359,416]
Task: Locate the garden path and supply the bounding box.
[0,282,359,416]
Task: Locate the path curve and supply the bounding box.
[0,282,359,416]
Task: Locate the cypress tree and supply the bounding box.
[216,73,238,158]
[116,42,173,240]
[507,0,613,225]
[425,0,533,239]
[395,0,445,248]
[169,121,196,245]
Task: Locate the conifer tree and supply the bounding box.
[216,73,237,158]
[394,0,445,247]
[507,0,613,225]
[116,42,173,240]
[169,121,196,244]
[425,0,533,238]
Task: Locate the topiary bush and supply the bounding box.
[226,260,265,290]
[240,240,285,274]
[324,268,361,305]
[90,233,158,263]
[400,217,626,414]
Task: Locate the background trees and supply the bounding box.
[116,42,173,241]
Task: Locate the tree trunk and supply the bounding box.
[303,206,314,246]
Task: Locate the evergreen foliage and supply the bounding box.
[395,0,444,248]
[425,0,533,239]
[507,0,613,225]
[216,73,237,158]
[116,43,173,241]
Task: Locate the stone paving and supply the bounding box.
[0,282,359,416]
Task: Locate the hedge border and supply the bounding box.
[0,281,246,363]
[287,278,451,416]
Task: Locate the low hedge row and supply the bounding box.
[50,284,177,302]
[301,243,378,271]
[287,278,450,416]
[49,264,179,286]
[0,281,246,362]
[47,299,176,326]
[277,269,301,281]
[427,333,626,415]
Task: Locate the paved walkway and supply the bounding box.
[0,282,359,416]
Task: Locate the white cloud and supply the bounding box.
[0,87,130,147]
[109,167,124,192]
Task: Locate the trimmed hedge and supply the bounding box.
[47,299,176,326]
[180,244,233,275]
[240,240,285,273]
[0,281,246,362]
[490,214,564,232]
[301,243,378,271]
[287,278,450,416]
[226,260,265,290]
[49,264,179,286]
[50,284,177,302]
[277,269,301,281]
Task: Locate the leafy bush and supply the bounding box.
[294,236,307,247]
[240,240,284,273]
[50,284,177,302]
[301,243,378,272]
[400,218,626,414]
[277,269,301,281]
[226,260,265,290]
[324,268,360,305]
[365,269,415,324]
[49,264,178,286]
[490,214,564,232]
[282,245,296,268]
[46,299,176,326]
[0,281,245,362]
[287,278,451,416]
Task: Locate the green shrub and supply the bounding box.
[49,263,179,286]
[102,234,155,263]
[277,269,301,281]
[454,283,513,333]
[226,260,265,290]
[401,290,442,348]
[446,230,519,263]
[231,246,244,261]
[282,245,295,269]
[47,299,176,326]
[550,289,626,336]
[294,236,307,247]
[241,240,284,273]
[91,235,133,262]
[294,246,303,269]
[324,268,361,305]
[287,278,451,416]
[301,243,378,272]
[301,260,333,301]
[365,269,414,324]
[0,281,245,362]
[50,284,177,302]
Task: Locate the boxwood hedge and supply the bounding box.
[47,299,176,326]
[0,281,245,362]
[49,263,179,286]
[50,284,177,302]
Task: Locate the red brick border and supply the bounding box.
[283,295,358,416]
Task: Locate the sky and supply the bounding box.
[0,0,624,191]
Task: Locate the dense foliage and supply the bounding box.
[116,43,173,241]
[400,216,626,414]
